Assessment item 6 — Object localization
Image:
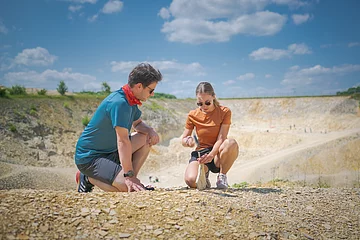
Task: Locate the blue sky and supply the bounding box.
[0,0,359,98]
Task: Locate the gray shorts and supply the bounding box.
[76,151,122,185]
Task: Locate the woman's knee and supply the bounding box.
[184,172,197,187]
[221,138,239,151]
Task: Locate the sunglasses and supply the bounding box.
[146,86,155,94]
[197,100,212,107]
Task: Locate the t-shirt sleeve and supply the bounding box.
[185,113,194,130]
[109,100,132,129]
[222,108,232,125]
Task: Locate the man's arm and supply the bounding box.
[115,126,133,173]
[115,126,145,192]
[132,119,160,146]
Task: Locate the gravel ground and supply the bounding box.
[1,187,359,240]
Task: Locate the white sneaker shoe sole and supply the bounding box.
[196,164,207,190]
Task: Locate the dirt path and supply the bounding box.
[147,128,360,189]
[228,128,360,183]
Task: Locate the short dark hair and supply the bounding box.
[128,63,162,87]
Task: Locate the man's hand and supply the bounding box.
[148,128,159,146]
[124,177,145,192]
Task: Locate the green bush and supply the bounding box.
[0,87,7,97]
[232,182,249,189]
[8,85,27,95]
[37,88,47,95]
[30,109,37,116]
[153,92,176,99]
[9,124,17,132]
[63,102,70,109]
[82,115,91,127]
[148,102,165,111]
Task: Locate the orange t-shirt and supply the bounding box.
[185,106,231,150]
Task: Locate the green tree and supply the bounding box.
[37,88,47,95]
[57,81,68,96]
[8,85,27,95]
[0,86,7,97]
[101,82,111,94]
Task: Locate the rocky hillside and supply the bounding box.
[1,95,360,239]
[0,95,360,189]
[0,96,193,168]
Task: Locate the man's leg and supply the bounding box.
[86,132,149,192]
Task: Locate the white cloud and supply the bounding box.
[288,43,312,54]
[223,80,236,86]
[320,43,333,48]
[0,55,15,71]
[250,47,289,60]
[271,0,310,8]
[0,20,8,35]
[265,74,272,78]
[88,14,98,22]
[69,5,83,12]
[102,0,123,14]
[158,7,171,19]
[237,73,255,81]
[281,64,360,87]
[3,69,98,91]
[249,43,311,60]
[348,42,360,48]
[292,13,310,25]
[14,47,58,66]
[110,60,206,76]
[67,0,97,3]
[162,11,287,44]
[159,0,316,44]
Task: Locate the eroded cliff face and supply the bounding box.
[0,96,359,189]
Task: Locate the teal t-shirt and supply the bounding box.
[75,88,141,165]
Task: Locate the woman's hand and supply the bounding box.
[183,136,195,147]
[198,153,214,164]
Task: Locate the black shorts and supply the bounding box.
[76,151,122,185]
[189,147,220,173]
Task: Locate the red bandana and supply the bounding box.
[122,84,142,106]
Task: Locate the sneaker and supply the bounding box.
[205,170,211,188]
[76,171,94,193]
[196,164,207,190]
[216,173,229,189]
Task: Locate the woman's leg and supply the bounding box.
[184,161,200,188]
[214,138,239,174]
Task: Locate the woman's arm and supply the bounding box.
[198,124,230,164]
[180,128,195,147]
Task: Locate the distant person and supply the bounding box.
[181,82,239,189]
[75,63,162,193]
